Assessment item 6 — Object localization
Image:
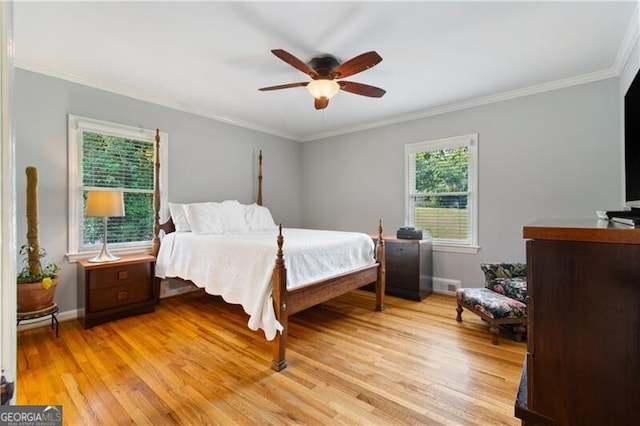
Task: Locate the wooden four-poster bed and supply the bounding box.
[150,131,386,371]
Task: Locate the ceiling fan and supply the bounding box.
[258,49,386,110]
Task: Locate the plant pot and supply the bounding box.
[17,278,59,313]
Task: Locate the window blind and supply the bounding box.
[405,134,477,248]
[81,131,155,248]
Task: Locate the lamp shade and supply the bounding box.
[307,79,340,100]
[85,190,125,217]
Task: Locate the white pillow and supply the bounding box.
[168,202,191,232]
[221,200,250,233]
[245,203,277,231]
[183,202,225,234]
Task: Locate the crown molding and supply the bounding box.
[613,1,640,75]
[14,51,625,144]
[14,58,298,141]
[300,67,619,142]
[301,1,639,143]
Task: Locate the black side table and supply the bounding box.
[17,304,59,337]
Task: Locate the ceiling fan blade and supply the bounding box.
[258,82,309,91]
[330,51,382,79]
[338,81,386,98]
[314,98,329,110]
[271,49,319,79]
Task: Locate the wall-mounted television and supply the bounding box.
[606,66,640,224]
[624,67,640,209]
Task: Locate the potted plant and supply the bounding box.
[16,166,60,313]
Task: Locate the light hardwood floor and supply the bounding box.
[17,290,525,425]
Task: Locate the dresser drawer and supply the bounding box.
[89,263,150,290]
[89,280,151,312]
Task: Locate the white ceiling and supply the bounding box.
[13,1,639,142]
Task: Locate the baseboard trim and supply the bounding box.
[432,277,461,296]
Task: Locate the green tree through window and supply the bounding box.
[82,131,155,247]
[415,147,469,206]
[68,115,167,260]
[406,134,478,249]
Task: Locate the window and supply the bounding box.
[405,134,478,253]
[68,115,168,261]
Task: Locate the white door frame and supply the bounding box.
[1,0,17,404]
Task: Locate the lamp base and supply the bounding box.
[87,243,120,263]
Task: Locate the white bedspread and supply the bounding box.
[155,228,376,340]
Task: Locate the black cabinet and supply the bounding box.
[366,236,433,301]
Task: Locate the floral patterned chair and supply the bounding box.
[480,263,528,304]
[455,263,528,344]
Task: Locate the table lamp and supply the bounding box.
[85,189,125,262]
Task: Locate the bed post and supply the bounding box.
[152,129,161,302]
[375,218,386,312]
[257,150,263,206]
[152,129,161,258]
[271,224,288,371]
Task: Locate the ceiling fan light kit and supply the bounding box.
[259,49,386,110]
[307,79,340,100]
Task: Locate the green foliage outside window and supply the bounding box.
[82,132,155,247]
[414,147,468,201]
[412,146,470,240]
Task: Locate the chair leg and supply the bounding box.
[514,324,526,342]
[489,324,500,345]
[456,303,463,322]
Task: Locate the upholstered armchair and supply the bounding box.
[456,262,528,344]
[480,263,528,304]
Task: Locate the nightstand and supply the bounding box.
[366,235,433,300]
[77,254,156,329]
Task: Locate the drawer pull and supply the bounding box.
[117,290,128,301]
[118,271,128,280]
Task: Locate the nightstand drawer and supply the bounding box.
[386,242,419,260]
[89,263,150,290]
[387,259,420,283]
[89,280,151,312]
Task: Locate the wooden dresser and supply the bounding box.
[77,253,156,328]
[517,219,640,425]
[366,235,433,301]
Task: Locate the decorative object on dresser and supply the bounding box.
[77,253,156,329]
[516,219,640,425]
[85,189,125,262]
[456,263,528,345]
[365,235,432,301]
[396,226,423,240]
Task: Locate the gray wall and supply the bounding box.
[15,69,302,313]
[14,67,625,311]
[302,79,622,287]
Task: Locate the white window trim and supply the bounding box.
[67,115,169,262]
[404,133,479,254]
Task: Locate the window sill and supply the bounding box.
[432,243,480,254]
[66,244,153,263]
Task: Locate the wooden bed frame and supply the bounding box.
[150,130,386,371]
